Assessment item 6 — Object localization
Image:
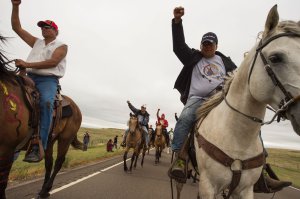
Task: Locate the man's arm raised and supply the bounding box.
[11,0,37,48]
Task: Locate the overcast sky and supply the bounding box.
[1,0,300,149]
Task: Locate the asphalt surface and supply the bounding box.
[6,149,300,199]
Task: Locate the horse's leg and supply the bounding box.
[129,152,136,172]
[123,149,128,171]
[0,154,14,199]
[133,149,139,169]
[159,147,162,158]
[198,175,215,199]
[175,181,184,199]
[39,138,69,198]
[232,187,254,199]
[40,141,54,193]
[193,171,197,183]
[141,146,146,167]
[155,147,159,164]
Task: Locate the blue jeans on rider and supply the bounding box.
[124,126,149,146]
[171,98,204,152]
[29,74,58,150]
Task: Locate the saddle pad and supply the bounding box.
[62,105,72,118]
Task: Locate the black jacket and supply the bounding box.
[172,19,237,104]
[128,102,150,128]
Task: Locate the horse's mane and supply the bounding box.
[277,20,300,34]
[0,35,17,82]
[196,72,235,120]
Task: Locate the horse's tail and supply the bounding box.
[71,135,84,150]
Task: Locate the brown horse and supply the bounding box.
[123,113,147,172]
[147,127,154,154]
[0,36,83,199]
[154,124,166,164]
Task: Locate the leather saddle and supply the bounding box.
[15,75,73,150]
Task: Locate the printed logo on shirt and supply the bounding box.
[202,64,224,81]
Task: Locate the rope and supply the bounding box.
[170,151,174,199]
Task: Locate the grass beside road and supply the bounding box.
[9,127,125,184]
[266,148,300,188]
[9,127,300,189]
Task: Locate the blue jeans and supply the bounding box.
[124,126,149,146]
[172,98,204,152]
[29,74,58,150]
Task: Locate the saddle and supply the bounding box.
[15,75,73,152]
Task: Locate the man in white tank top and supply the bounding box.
[11,0,68,162]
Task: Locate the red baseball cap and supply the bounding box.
[37,20,58,31]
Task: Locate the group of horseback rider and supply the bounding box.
[121,101,171,149]
[9,0,293,195]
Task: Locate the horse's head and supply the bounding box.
[155,123,162,137]
[128,113,138,133]
[246,5,300,135]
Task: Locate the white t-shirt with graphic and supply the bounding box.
[188,55,225,99]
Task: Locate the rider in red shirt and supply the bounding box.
[156,109,170,146]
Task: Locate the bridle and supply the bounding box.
[225,32,300,125]
[129,116,138,133]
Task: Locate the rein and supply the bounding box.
[224,92,263,123]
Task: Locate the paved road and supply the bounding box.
[6,149,300,199]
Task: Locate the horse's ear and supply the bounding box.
[263,5,279,38]
[130,112,132,117]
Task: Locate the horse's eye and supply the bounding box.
[269,54,283,64]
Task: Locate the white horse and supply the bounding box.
[194,5,300,199]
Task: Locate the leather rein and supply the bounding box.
[225,32,300,125]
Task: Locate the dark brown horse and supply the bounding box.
[0,36,83,199]
[147,127,154,154]
[123,113,147,172]
[154,124,166,164]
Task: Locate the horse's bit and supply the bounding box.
[226,32,300,125]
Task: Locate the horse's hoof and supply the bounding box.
[38,192,50,199]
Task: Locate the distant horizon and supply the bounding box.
[81,116,300,151]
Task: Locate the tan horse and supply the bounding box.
[123,113,147,172]
[154,124,166,164]
[0,41,83,199]
[191,5,300,199]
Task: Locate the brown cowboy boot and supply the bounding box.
[23,135,44,163]
[265,176,292,192]
[254,171,292,193]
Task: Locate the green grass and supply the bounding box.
[9,127,125,184]
[9,128,300,189]
[266,148,300,188]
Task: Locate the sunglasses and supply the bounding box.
[42,25,53,30]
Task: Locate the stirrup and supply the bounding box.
[23,135,44,163]
[168,157,187,183]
